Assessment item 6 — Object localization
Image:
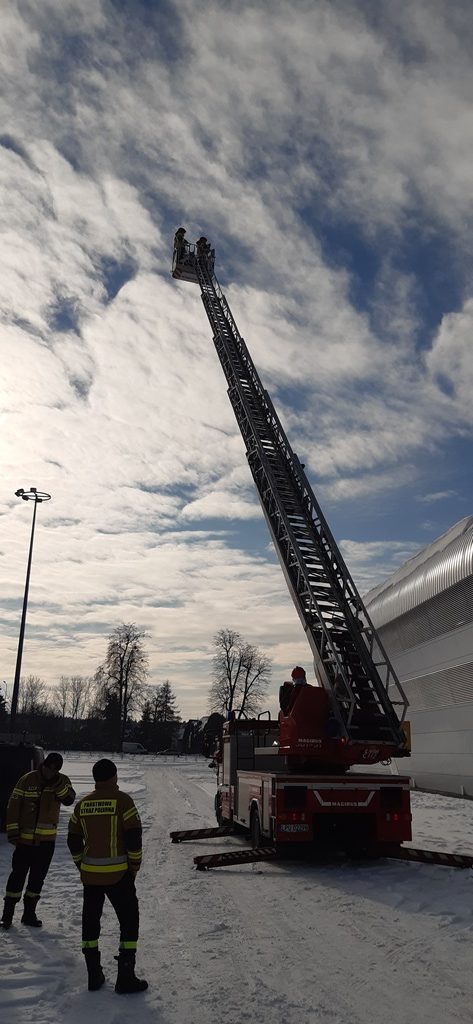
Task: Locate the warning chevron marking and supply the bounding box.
[386,846,473,869]
[194,847,277,870]
[170,826,235,844]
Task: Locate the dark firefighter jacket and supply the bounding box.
[67,780,142,885]
[6,769,76,845]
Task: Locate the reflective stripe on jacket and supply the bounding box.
[67,781,142,886]
[6,769,76,845]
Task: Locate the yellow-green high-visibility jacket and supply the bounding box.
[67,781,142,885]
[6,769,76,845]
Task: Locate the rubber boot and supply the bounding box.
[115,951,148,994]
[1,897,17,930]
[21,894,42,927]
[84,948,106,992]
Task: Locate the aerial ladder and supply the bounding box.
[169,234,473,873]
[172,234,409,767]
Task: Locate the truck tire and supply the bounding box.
[215,792,224,826]
[250,806,263,848]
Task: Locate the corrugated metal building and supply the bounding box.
[364,516,473,797]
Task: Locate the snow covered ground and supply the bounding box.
[1,753,473,1024]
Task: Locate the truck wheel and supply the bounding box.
[215,792,224,826]
[250,806,263,848]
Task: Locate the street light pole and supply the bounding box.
[10,487,51,733]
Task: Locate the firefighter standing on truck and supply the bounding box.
[67,758,148,995]
[173,226,187,257]
[1,751,75,930]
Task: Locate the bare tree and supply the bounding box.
[89,665,107,717]
[70,675,93,721]
[208,629,271,718]
[19,675,48,716]
[208,629,244,717]
[52,676,71,720]
[236,642,272,716]
[97,623,149,749]
[51,675,92,720]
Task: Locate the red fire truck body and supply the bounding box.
[216,699,412,855]
[221,766,411,851]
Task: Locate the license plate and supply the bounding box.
[279,823,309,833]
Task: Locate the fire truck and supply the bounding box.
[171,232,413,860]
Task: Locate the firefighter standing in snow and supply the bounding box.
[1,751,75,929]
[67,758,148,994]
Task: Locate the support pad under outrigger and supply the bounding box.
[385,845,473,869]
[194,847,278,870]
[170,826,235,844]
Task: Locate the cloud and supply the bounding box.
[417,490,459,504]
[426,299,473,423]
[340,538,421,595]
[1,0,472,717]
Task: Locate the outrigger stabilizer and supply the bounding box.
[170,826,234,843]
[169,827,473,871]
[194,844,473,871]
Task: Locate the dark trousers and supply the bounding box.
[82,872,139,950]
[5,842,55,901]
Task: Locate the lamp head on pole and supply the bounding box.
[14,487,51,504]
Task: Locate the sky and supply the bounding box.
[1,0,472,720]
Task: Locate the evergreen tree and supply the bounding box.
[140,681,180,751]
[138,700,153,748]
[154,680,180,723]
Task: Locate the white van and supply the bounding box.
[122,741,148,754]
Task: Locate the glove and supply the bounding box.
[53,775,75,804]
[7,833,19,845]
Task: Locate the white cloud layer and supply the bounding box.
[0,0,471,716]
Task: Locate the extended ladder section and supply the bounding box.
[172,242,408,750]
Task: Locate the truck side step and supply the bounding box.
[386,845,473,869]
[194,847,277,870]
[170,826,235,844]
